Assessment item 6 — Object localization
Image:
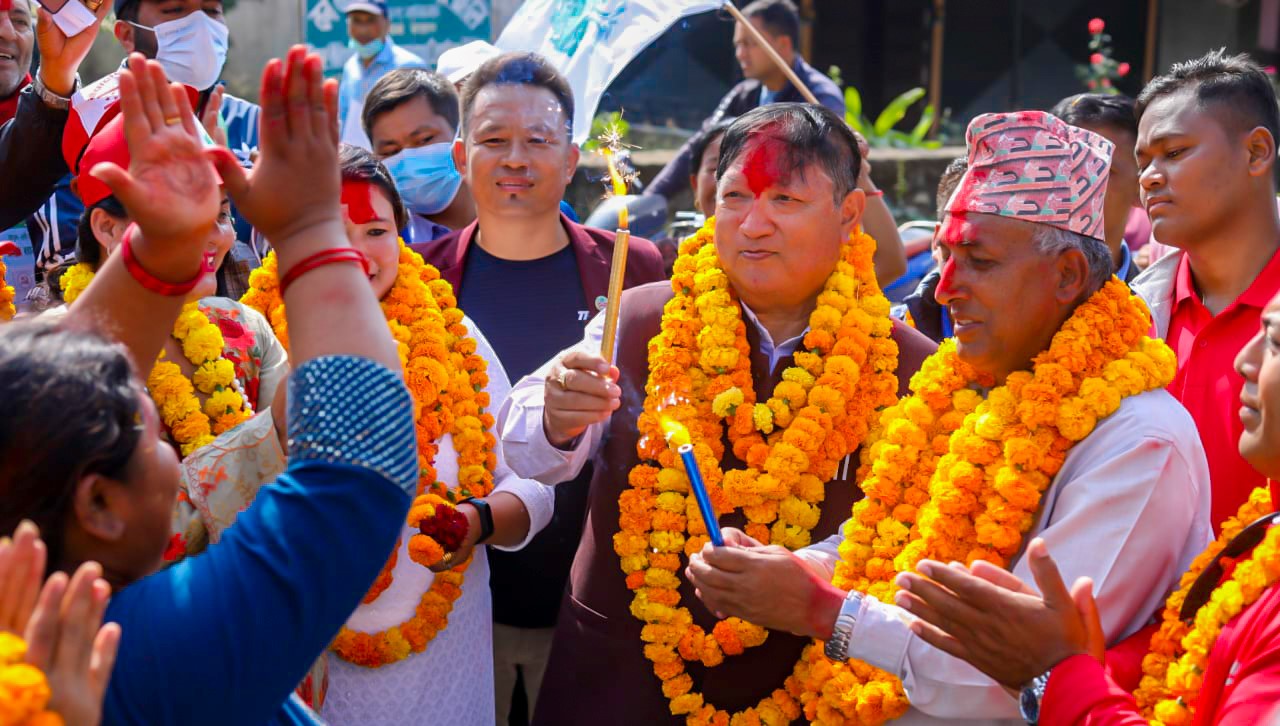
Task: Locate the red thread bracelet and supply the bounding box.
[279,248,369,296]
[120,223,212,297]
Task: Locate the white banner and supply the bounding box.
[496,0,723,145]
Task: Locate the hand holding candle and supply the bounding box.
[661,416,724,547]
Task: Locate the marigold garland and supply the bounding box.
[61,264,253,456]
[0,632,63,726]
[1133,485,1275,725]
[620,220,901,725]
[242,244,497,668]
[0,255,15,322]
[781,277,1176,724]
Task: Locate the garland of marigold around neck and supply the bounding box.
[61,263,253,456]
[0,256,15,321]
[0,631,64,725]
[241,243,497,668]
[1132,484,1277,725]
[619,220,902,725]
[780,277,1176,725]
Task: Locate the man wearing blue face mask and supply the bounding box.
[363,68,474,244]
[338,0,425,145]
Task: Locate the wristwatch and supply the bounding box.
[460,497,494,544]
[1019,671,1051,725]
[823,590,864,661]
[31,73,79,111]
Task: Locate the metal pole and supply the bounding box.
[722,1,821,105]
[1144,0,1160,82]
[1010,0,1022,108]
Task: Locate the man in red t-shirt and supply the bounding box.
[1129,49,1280,530]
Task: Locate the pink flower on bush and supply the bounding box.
[1117,62,1131,77]
[1088,18,1105,34]
[1090,53,1105,66]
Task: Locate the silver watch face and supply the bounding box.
[1019,682,1042,723]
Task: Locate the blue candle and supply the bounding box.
[678,443,724,547]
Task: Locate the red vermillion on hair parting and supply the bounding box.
[341,179,379,225]
[742,135,789,197]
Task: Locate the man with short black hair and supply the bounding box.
[0,0,34,127]
[499,102,936,724]
[647,0,840,202]
[417,51,665,725]
[1051,93,1142,283]
[362,68,474,242]
[1131,49,1280,531]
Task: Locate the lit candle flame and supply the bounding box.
[659,416,691,449]
[601,146,630,230]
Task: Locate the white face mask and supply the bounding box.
[132,12,229,91]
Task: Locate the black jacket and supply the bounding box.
[646,57,845,201]
[0,85,70,231]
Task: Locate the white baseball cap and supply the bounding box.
[344,0,387,17]
[436,41,502,84]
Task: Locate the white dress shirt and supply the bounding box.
[499,305,805,485]
[323,316,556,726]
[798,388,1212,724]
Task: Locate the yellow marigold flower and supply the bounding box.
[752,403,774,433]
[711,387,745,418]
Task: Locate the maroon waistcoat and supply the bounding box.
[533,282,937,725]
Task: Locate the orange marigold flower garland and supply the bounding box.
[62,264,253,456]
[786,278,1176,724]
[0,632,63,725]
[620,219,901,725]
[1133,485,1275,725]
[0,255,15,322]
[242,243,496,668]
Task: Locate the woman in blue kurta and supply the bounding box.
[0,48,408,724]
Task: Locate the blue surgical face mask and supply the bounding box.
[385,142,463,216]
[348,37,385,61]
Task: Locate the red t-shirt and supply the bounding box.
[1166,249,1280,531]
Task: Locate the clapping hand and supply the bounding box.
[0,521,46,636]
[209,46,342,254]
[90,54,221,276]
[894,538,1106,690]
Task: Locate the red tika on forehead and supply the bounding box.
[742,135,788,196]
[938,212,970,247]
[341,180,378,225]
[0,0,12,12]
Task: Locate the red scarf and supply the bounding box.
[0,74,32,126]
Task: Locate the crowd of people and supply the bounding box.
[2,0,1280,725]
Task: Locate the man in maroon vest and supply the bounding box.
[499,104,936,724]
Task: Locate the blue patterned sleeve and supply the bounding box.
[101,357,417,726]
[287,355,418,495]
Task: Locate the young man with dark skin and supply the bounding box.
[682,110,1211,723]
[499,103,936,724]
[415,52,665,725]
[0,0,34,125]
[1129,50,1280,532]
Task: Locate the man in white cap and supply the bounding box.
[338,0,425,143]
[436,39,500,90]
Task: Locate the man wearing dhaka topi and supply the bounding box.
[498,103,937,723]
[684,111,1213,724]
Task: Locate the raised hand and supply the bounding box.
[0,521,47,636]
[200,84,229,149]
[25,560,120,726]
[210,46,342,251]
[35,1,112,97]
[89,54,221,257]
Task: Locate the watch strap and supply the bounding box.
[32,73,79,111]
[823,591,863,661]
[460,497,494,544]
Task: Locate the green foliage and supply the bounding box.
[582,111,630,152]
[844,85,941,150]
